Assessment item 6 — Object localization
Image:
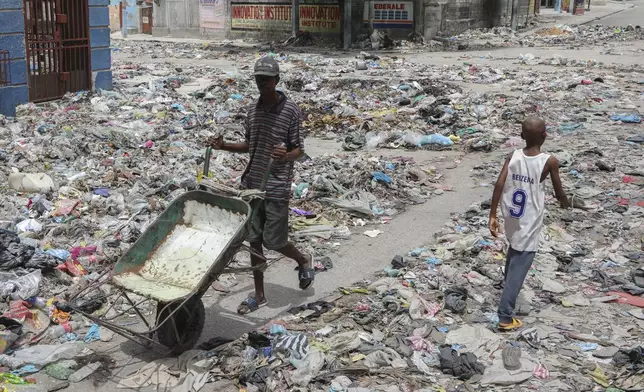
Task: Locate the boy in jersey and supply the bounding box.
[489,117,570,331]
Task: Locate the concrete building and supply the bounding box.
[0,0,113,117]
[108,0,140,34]
[152,0,201,37]
[147,0,521,45]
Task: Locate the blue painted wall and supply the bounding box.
[89,0,113,91]
[0,0,113,116]
[105,0,138,33]
[125,0,139,33]
[0,2,28,116]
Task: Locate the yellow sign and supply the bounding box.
[231,3,292,31]
[299,5,341,33]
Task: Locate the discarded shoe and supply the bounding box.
[502,343,521,370]
[519,327,540,348]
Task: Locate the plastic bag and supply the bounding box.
[419,134,454,147]
[90,97,110,113]
[290,350,325,387]
[294,183,309,199]
[10,342,83,369]
[45,249,71,261]
[372,172,392,184]
[0,270,42,300]
[0,331,19,354]
[610,114,642,123]
[519,53,536,64]
[328,331,361,353]
[412,351,434,376]
[320,198,373,216]
[365,132,387,150]
[402,131,423,146]
[16,219,42,233]
[364,348,407,369]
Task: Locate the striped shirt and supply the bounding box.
[241,92,303,201]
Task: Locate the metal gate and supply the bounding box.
[23,0,91,102]
[0,51,9,86]
[141,6,153,35]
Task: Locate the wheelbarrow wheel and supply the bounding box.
[156,297,205,354]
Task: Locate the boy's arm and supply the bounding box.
[548,156,570,208]
[489,154,512,237]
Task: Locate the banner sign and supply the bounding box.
[299,5,341,33]
[200,0,225,30]
[232,3,292,31]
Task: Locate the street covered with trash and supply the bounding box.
[0,17,643,392]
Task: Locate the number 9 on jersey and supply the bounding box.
[509,189,527,218]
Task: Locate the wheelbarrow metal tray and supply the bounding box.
[112,191,250,303]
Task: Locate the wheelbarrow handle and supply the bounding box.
[259,142,285,192]
[202,143,283,193]
[203,147,212,178]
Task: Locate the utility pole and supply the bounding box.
[568,0,574,14]
[292,0,299,36]
[343,0,351,49]
[510,0,518,29]
[121,0,128,38]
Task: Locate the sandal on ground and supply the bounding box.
[502,343,522,370]
[298,255,315,290]
[519,327,541,349]
[237,296,267,315]
[498,317,523,331]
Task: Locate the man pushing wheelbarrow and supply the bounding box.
[206,57,315,315]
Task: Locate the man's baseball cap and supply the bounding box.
[253,57,279,77]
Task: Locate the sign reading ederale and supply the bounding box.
[373,2,406,9]
[362,1,413,29]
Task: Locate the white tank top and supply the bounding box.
[501,149,550,252]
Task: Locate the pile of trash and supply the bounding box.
[291,153,447,219]
[183,104,643,391]
[0,33,642,390]
[449,24,644,50]
[0,47,459,378]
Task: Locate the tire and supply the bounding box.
[156,297,205,354]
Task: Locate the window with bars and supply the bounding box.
[374,9,409,20]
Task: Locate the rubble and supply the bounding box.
[449,24,644,50]
[0,24,643,391]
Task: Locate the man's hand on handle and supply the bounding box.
[206,135,225,150]
[271,144,287,161]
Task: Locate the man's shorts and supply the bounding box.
[246,200,289,250]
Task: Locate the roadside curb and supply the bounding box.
[579,3,635,25]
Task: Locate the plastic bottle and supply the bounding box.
[47,321,82,339]
[27,296,47,309]
[77,254,106,267]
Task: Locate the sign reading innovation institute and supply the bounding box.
[232,2,341,33]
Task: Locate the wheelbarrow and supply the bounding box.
[66,146,276,353]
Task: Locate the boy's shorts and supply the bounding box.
[246,200,289,250]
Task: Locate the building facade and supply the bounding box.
[147,0,521,44]
[0,0,113,117]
